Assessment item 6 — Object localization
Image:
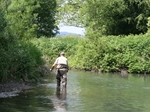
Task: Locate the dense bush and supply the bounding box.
[30,36,80,65]
[72,34,150,74]
[32,34,150,74]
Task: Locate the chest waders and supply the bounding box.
[56,65,68,87]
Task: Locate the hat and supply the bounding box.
[60,52,65,55]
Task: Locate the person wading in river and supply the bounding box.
[50,52,69,88]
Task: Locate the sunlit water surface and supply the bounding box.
[0,70,150,112]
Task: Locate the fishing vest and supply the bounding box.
[54,56,68,69]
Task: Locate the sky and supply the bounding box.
[59,26,85,35]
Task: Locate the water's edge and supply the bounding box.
[0,81,33,98]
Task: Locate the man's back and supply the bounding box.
[56,56,68,65]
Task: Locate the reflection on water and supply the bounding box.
[0,70,150,112]
[56,87,66,100]
[53,87,67,111]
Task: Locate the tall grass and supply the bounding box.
[0,40,44,82]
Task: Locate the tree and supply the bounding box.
[0,0,14,47]
[34,0,58,37]
[6,0,58,39]
[56,0,86,27]
[56,0,150,36]
[85,0,150,36]
[120,0,150,35]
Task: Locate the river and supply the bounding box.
[0,70,150,112]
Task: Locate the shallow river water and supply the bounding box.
[0,70,150,112]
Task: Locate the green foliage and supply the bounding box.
[0,1,44,82]
[0,41,44,82]
[0,4,15,49]
[6,0,39,39]
[0,7,7,47]
[6,0,58,39]
[72,34,150,73]
[30,34,150,74]
[30,36,80,65]
[56,0,150,36]
[86,0,150,36]
[56,0,85,26]
[146,17,150,34]
[34,0,58,37]
[0,1,46,82]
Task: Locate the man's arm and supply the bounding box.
[50,58,58,72]
[50,64,56,72]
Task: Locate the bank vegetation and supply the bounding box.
[31,34,150,74]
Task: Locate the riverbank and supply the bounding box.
[0,81,33,98]
[0,81,32,93]
[0,65,51,98]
